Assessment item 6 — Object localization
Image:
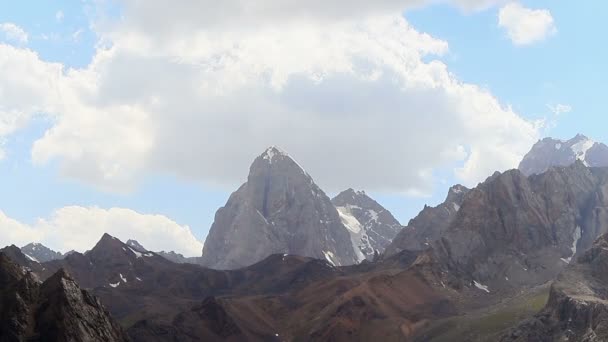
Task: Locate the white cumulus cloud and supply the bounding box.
[0,22,28,44]
[498,2,556,46]
[0,1,539,196]
[0,207,204,256]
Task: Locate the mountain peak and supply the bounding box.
[519,134,608,176]
[90,233,127,258]
[253,146,309,177]
[21,242,63,262]
[261,146,287,162]
[202,147,358,269]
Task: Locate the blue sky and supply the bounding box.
[0,0,602,254]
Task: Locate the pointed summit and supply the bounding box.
[21,242,63,262]
[202,147,358,269]
[260,146,287,163]
[252,145,309,178]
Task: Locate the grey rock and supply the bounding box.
[384,184,469,256]
[0,252,129,341]
[126,240,148,253]
[432,162,608,292]
[501,233,608,342]
[519,134,608,176]
[331,189,403,260]
[201,146,359,270]
[21,242,64,262]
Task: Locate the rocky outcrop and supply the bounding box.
[384,184,469,256]
[383,161,608,295]
[0,252,129,341]
[519,134,608,176]
[331,189,403,260]
[431,162,608,292]
[501,233,608,341]
[201,147,359,270]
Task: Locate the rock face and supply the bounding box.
[519,134,608,176]
[0,252,129,341]
[201,147,359,270]
[384,184,469,256]
[432,162,608,292]
[331,189,402,261]
[385,161,608,294]
[21,242,64,262]
[501,233,608,341]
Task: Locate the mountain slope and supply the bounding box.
[201,146,358,270]
[519,134,608,176]
[21,242,64,262]
[501,233,608,341]
[384,184,469,256]
[332,189,402,260]
[0,252,128,341]
[431,162,608,293]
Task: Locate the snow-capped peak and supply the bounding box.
[262,146,288,164]
[259,146,310,176]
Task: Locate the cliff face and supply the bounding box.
[501,233,608,342]
[384,184,469,256]
[0,252,129,341]
[201,147,358,270]
[385,162,608,295]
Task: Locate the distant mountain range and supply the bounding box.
[519,134,608,175]
[5,134,608,341]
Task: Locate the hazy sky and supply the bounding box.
[0,0,604,256]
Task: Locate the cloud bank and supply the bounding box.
[0,207,203,256]
[0,1,539,197]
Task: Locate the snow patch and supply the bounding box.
[24,254,39,263]
[336,207,367,263]
[128,247,154,258]
[367,210,379,222]
[136,277,142,281]
[109,282,120,288]
[564,226,582,263]
[452,203,460,212]
[571,139,595,166]
[337,207,362,234]
[262,146,279,163]
[129,247,143,258]
[119,273,127,283]
[473,280,490,293]
[323,251,338,266]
